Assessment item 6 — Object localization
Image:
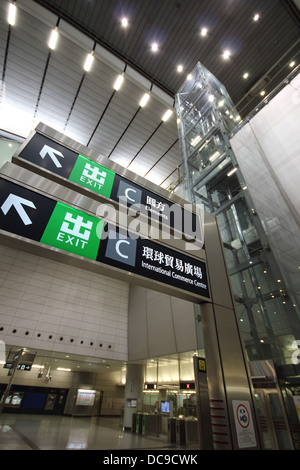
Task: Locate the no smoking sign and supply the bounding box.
[236,403,250,428]
[232,400,257,448]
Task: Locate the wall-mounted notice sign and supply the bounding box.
[0,178,209,300]
[232,400,257,449]
[16,132,201,241]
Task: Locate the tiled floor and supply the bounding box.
[0,414,191,451]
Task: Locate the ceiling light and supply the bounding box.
[260,90,266,96]
[177,65,183,73]
[139,92,150,107]
[83,52,94,72]
[162,109,172,122]
[7,2,16,25]
[191,135,201,147]
[209,151,220,162]
[243,72,249,79]
[187,74,193,81]
[208,94,215,102]
[57,367,71,371]
[201,28,208,37]
[289,61,296,68]
[48,28,59,50]
[113,74,124,90]
[121,17,128,28]
[151,42,159,52]
[253,13,260,21]
[227,167,238,177]
[223,50,231,60]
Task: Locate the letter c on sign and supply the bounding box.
[125,187,137,203]
[116,240,130,259]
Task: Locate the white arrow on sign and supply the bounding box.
[1,194,36,225]
[39,144,64,168]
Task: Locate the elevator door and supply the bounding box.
[254,388,293,450]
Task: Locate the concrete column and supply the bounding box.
[123,364,144,430]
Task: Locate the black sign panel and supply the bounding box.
[19,133,78,179]
[97,225,209,298]
[17,132,202,242]
[4,363,32,371]
[0,179,56,241]
[179,381,195,390]
[0,177,209,299]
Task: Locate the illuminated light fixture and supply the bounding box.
[200,27,208,37]
[253,13,260,21]
[289,60,296,68]
[151,42,159,52]
[191,135,201,147]
[113,73,124,90]
[177,65,183,73]
[209,151,220,162]
[121,17,128,28]
[260,90,266,96]
[8,2,16,25]
[223,50,231,60]
[83,52,94,72]
[243,72,249,79]
[208,94,215,102]
[187,74,193,81]
[162,109,172,122]
[48,28,59,50]
[227,167,238,177]
[139,92,150,107]
[57,367,71,371]
[218,99,225,107]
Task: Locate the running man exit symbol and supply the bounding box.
[1,193,36,225]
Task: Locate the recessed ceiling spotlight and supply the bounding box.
[200,28,208,37]
[177,65,183,73]
[243,72,249,79]
[83,52,94,72]
[113,73,124,90]
[48,28,59,50]
[7,2,17,25]
[162,109,173,122]
[121,17,129,28]
[187,74,193,81]
[139,92,150,107]
[289,60,296,68]
[223,50,231,60]
[151,42,159,52]
[253,13,260,21]
[260,90,266,96]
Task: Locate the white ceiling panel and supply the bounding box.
[1,0,299,196]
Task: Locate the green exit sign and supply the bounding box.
[40,202,104,260]
[69,154,115,198]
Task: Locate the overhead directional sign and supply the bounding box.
[0,177,209,299]
[1,194,36,225]
[39,144,64,168]
[16,132,202,244]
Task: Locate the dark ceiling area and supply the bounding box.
[35,0,300,115]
